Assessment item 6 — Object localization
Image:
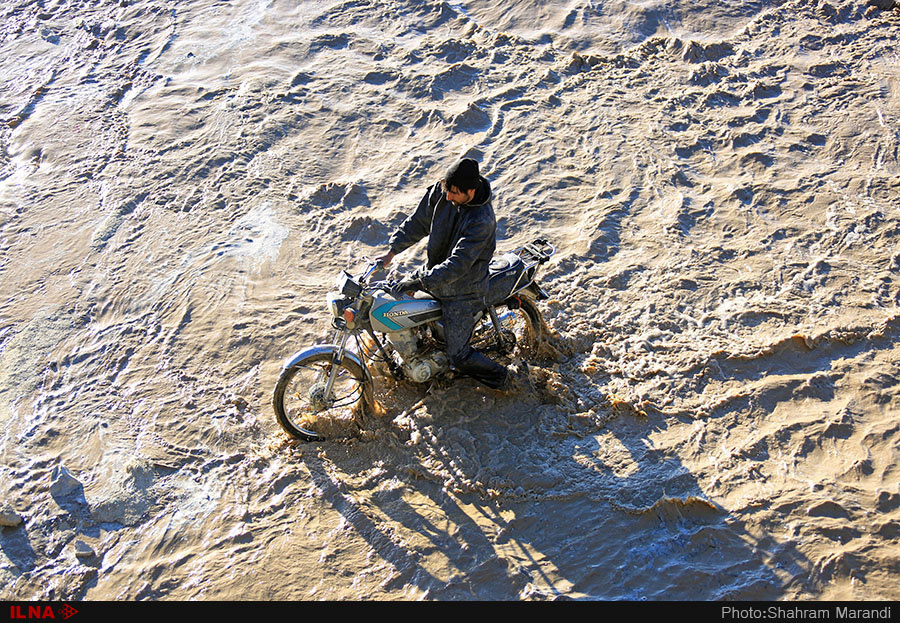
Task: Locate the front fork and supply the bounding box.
[321,329,351,403]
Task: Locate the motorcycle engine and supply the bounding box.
[387,329,449,383]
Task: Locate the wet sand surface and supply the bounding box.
[1,0,899,600]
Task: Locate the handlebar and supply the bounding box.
[359,258,386,287]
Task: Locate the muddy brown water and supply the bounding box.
[1,0,899,600]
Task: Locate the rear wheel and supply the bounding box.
[472,295,544,357]
[273,351,372,441]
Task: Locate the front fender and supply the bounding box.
[281,343,373,384]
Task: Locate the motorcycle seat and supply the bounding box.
[487,253,526,305]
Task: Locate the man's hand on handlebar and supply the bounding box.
[376,250,395,269]
[389,275,423,297]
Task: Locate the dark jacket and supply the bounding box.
[389,177,497,299]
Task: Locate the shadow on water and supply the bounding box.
[0,525,37,575]
[299,447,533,599]
[298,454,448,593]
[297,375,816,600]
[552,414,813,600]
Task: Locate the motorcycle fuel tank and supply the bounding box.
[369,292,442,333]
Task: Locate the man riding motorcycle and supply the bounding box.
[377,158,514,390]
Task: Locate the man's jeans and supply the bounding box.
[440,295,508,389]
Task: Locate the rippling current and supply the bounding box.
[1,0,899,600]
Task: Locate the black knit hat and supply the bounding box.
[443,158,480,192]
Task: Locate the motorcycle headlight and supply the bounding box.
[327,292,350,319]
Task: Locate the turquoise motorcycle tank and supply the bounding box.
[369,292,442,333]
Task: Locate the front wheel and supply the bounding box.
[273,350,372,441]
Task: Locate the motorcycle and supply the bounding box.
[272,238,556,441]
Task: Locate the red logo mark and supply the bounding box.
[8,605,77,620]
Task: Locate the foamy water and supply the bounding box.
[1,0,899,600]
